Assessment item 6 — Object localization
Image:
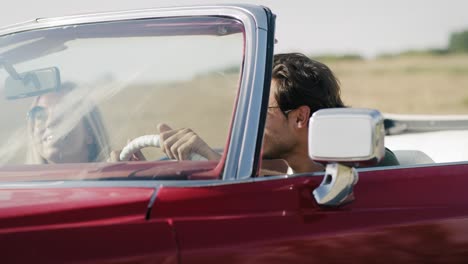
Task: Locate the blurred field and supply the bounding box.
[2,54,468,164]
[99,54,468,159]
[323,54,468,114]
[97,73,239,159]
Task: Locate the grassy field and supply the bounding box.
[97,73,239,159]
[2,54,468,164]
[323,54,468,114]
[95,54,468,159]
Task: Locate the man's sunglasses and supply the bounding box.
[267,106,293,116]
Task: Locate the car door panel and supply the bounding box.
[150,163,468,262]
[1,187,178,263]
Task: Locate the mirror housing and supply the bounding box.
[4,67,61,100]
[308,108,385,166]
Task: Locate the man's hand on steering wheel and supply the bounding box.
[158,123,221,161]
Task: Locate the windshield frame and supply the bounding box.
[0,4,275,182]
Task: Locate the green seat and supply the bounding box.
[376,148,400,167]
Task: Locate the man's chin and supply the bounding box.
[262,150,277,160]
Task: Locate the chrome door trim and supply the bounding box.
[0,4,268,35]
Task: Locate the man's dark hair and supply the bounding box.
[272,53,345,116]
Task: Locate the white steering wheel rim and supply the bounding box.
[120,135,161,161]
[119,134,206,161]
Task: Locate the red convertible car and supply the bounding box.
[1,4,468,263]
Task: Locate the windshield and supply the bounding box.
[0,16,244,181]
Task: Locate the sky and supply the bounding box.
[1,0,468,58]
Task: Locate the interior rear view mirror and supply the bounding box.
[308,108,385,165]
[4,67,61,100]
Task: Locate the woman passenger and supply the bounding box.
[26,86,110,164]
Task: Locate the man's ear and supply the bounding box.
[295,105,311,128]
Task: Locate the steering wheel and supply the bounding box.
[119,135,205,161]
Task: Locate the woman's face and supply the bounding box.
[29,91,91,163]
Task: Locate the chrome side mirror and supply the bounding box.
[308,108,385,164]
[308,108,385,206]
[313,163,358,206]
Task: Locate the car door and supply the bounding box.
[0,185,178,263]
[150,164,468,263]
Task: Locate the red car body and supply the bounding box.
[1,4,468,264]
[2,163,468,263]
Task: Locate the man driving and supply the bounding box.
[126,53,399,172]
